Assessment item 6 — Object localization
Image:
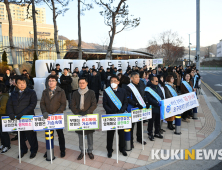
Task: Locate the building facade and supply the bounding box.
[0,2,46,24]
[217,40,222,57]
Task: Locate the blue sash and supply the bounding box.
[105,87,122,110]
[182,81,192,92]
[193,75,198,88]
[165,84,178,97]
[145,87,161,102]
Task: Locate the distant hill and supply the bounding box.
[185,44,217,57]
[58,35,218,56]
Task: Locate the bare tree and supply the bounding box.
[77,0,93,59]
[3,0,21,74]
[25,0,38,57]
[44,0,69,59]
[147,30,185,65]
[95,0,140,59]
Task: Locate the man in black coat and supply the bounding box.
[103,75,128,158]
[99,68,106,91]
[60,68,72,108]
[89,70,101,103]
[55,64,62,76]
[125,72,149,148]
[105,68,112,88]
[145,76,164,141]
[6,76,38,159]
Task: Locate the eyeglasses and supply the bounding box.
[49,80,56,83]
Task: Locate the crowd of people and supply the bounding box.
[0,62,201,161]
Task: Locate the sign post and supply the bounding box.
[18,130,21,163]
[33,114,65,163]
[131,107,152,150]
[2,115,34,164]
[101,113,132,163]
[67,114,99,165]
[83,130,85,164]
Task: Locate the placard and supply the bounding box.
[101,113,132,131]
[131,107,152,123]
[33,114,64,131]
[2,115,34,132]
[67,114,99,131]
[160,92,199,120]
[142,107,152,120]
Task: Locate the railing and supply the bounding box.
[200,66,222,70]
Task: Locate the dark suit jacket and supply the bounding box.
[103,87,128,114]
[6,88,37,117]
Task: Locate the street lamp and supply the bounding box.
[189,34,192,66]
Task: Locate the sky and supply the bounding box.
[38,0,222,49]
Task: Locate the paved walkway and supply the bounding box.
[0,92,217,170]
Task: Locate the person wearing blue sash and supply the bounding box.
[181,73,194,122]
[125,72,148,148]
[164,75,178,130]
[145,76,164,141]
[103,75,128,158]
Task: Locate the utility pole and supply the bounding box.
[196,0,200,70]
[189,34,190,66]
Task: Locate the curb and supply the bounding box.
[132,88,222,170]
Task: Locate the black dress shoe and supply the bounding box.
[18,151,28,158]
[43,152,47,158]
[61,151,66,158]
[88,153,94,160]
[30,153,36,159]
[137,140,147,145]
[77,153,84,160]
[148,134,155,141]
[121,151,127,156]
[107,152,112,158]
[154,133,163,139]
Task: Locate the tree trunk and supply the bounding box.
[78,0,82,59]
[4,0,20,75]
[32,0,38,57]
[51,0,61,59]
[106,13,116,60]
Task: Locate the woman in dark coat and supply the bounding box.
[181,73,194,122]
[164,75,178,130]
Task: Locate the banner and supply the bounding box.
[160,92,199,120]
[131,107,152,123]
[101,113,132,131]
[67,114,99,131]
[33,114,64,131]
[2,115,33,132]
[153,58,163,65]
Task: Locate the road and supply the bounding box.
[200,70,222,102]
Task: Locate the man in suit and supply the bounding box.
[7,76,38,159]
[103,75,128,158]
[70,78,97,160]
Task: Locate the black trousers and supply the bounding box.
[107,129,125,153]
[95,93,99,103]
[20,130,38,154]
[182,110,191,119]
[131,122,142,144]
[0,124,10,147]
[148,112,160,135]
[65,92,71,108]
[55,129,65,152]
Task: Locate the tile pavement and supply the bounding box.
[0,94,216,169]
